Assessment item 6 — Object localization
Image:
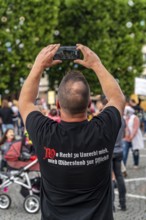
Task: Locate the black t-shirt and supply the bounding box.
[26,106,121,220]
[0,107,14,124]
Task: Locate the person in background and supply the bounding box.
[0,114,2,138]
[48,108,61,123]
[18,43,125,220]
[0,99,14,134]
[129,99,142,115]
[95,95,127,211]
[123,106,144,168]
[0,128,15,171]
[20,130,35,157]
[129,98,144,130]
[95,94,107,114]
[86,101,95,121]
[11,99,20,136]
[112,118,127,211]
[143,110,146,137]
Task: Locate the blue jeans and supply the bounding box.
[144,120,146,133]
[112,153,126,209]
[122,141,139,166]
[2,124,14,133]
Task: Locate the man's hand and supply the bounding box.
[74,44,101,69]
[33,44,62,70]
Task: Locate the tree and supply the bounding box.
[0,0,146,97]
[50,0,146,96]
[0,0,60,95]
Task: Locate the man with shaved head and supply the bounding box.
[58,70,90,115]
[19,44,125,220]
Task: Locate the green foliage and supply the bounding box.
[50,0,146,96]
[0,0,146,96]
[0,0,60,94]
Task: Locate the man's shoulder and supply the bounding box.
[103,105,121,114]
[26,110,49,122]
[93,106,121,121]
[26,110,57,130]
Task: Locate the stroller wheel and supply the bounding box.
[0,194,11,209]
[23,195,40,214]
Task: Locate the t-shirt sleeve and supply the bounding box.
[93,106,121,146]
[26,111,56,148]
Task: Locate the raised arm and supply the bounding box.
[18,44,62,125]
[74,44,125,116]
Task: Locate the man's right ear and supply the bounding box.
[56,100,60,109]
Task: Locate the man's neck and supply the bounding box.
[60,109,87,122]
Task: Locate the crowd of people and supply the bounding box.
[1,95,146,140]
[0,94,145,212]
[93,95,145,212]
[0,99,23,137]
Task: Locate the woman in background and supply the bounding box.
[0,128,15,171]
[123,106,144,168]
[0,99,14,134]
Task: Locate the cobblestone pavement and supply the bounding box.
[114,139,146,220]
[0,141,146,220]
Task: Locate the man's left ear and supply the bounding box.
[88,99,91,108]
[56,100,60,109]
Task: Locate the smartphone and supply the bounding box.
[53,46,81,60]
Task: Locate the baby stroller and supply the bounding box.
[0,139,41,214]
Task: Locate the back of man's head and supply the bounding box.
[58,70,90,115]
[96,95,108,112]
